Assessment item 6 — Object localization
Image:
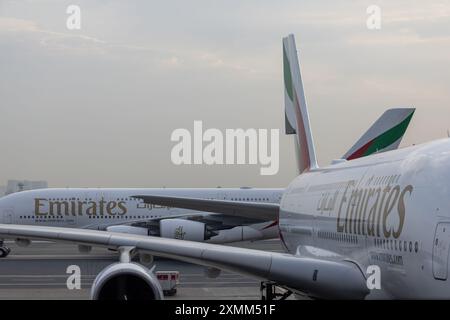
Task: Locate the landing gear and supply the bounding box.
[0,241,11,258]
[163,288,177,296]
[260,281,292,300]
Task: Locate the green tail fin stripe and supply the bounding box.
[283,45,294,102]
[363,111,414,156]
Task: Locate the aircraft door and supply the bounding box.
[0,208,13,224]
[432,223,450,280]
[217,191,227,201]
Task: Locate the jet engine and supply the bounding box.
[91,262,163,300]
[208,226,263,243]
[159,219,214,241]
[105,219,217,242]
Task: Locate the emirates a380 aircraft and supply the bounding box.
[0,34,436,300]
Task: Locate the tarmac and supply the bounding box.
[0,239,287,300]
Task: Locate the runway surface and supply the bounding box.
[0,239,287,300]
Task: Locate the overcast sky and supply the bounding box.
[1,0,450,188]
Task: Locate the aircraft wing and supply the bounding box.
[131,195,279,221]
[0,224,368,299]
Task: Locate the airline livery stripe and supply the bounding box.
[293,90,311,171]
[283,45,294,102]
[347,112,414,160]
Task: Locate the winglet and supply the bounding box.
[283,34,318,172]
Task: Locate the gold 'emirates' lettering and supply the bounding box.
[34,198,128,217]
[335,181,413,239]
[337,181,355,233]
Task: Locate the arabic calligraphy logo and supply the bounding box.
[174,226,186,240]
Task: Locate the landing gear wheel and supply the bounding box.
[0,247,11,258]
[260,281,292,300]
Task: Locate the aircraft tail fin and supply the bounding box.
[342,108,415,160]
[283,34,318,173]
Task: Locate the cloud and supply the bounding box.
[0,17,39,32]
[0,17,108,55]
[347,32,450,46]
[0,16,260,75]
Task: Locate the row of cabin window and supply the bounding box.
[230,198,270,201]
[46,198,140,202]
[46,197,272,202]
[20,215,160,219]
[317,230,358,244]
[374,238,419,253]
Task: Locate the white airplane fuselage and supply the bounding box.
[0,188,282,243]
[280,138,450,299]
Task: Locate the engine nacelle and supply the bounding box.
[106,225,149,236]
[139,253,154,266]
[159,219,209,241]
[209,226,263,243]
[91,262,163,300]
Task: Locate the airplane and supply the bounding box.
[0,34,435,300]
[0,188,284,257]
[0,103,414,259]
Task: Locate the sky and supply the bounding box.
[1,0,450,188]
